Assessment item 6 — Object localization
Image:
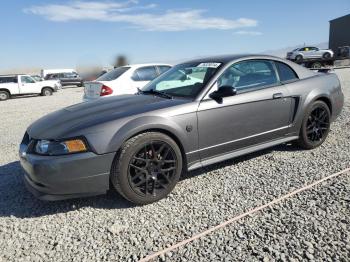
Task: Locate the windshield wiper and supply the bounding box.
[137,88,173,99]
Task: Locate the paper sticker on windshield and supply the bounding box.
[197,62,221,68]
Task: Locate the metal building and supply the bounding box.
[329,14,350,59]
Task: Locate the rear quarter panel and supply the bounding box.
[286,73,343,135]
[0,82,19,95]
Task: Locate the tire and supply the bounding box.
[41,87,53,96]
[311,62,322,69]
[0,90,10,101]
[297,101,331,149]
[77,82,83,87]
[111,132,183,205]
[295,55,303,63]
[323,52,331,59]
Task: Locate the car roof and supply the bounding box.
[183,54,317,81]
[0,74,29,77]
[182,54,290,64]
[119,63,172,69]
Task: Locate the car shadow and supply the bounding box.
[0,143,300,219]
[8,94,42,100]
[0,161,134,219]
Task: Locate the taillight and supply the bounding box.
[100,85,113,96]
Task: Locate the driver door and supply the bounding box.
[197,60,292,161]
[19,76,39,94]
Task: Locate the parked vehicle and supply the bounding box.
[0,74,59,101]
[31,75,62,90]
[19,55,343,204]
[41,69,76,78]
[286,46,334,62]
[45,72,84,87]
[83,64,171,102]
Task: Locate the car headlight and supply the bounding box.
[35,139,88,155]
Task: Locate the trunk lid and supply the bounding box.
[84,81,104,99]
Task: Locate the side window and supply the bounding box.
[217,60,278,93]
[21,76,35,84]
[65,73,77,78]
[275,62,299,83]
[0,77,17,83]
[133,67,158,81]
[157,66,171,75]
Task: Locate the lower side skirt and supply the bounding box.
[188,136,299,171]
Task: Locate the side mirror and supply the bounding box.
[209,86,237,100]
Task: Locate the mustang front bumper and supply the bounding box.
[19,142,115,200]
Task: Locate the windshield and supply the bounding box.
[142,62,221,98]
[97,67,130,81]
[31,76,42,82]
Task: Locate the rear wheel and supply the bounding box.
[111,132,183,205]
[0,90,10,101]
[297,101,331,149]
[323,52,331,59]
[41,88,53,96]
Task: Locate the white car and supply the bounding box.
[0,74,59,101]
[83,64,171,102]
[31,75,62,90]
[286,46,334,62]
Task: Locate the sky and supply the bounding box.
[0,0,349,71]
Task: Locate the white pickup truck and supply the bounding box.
[0,74,60,101]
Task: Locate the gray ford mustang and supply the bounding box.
[19,55,344,204]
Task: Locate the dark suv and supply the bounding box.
[45,72,84,87]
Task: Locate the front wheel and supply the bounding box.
[295,55,303,63]
[297,101,331,149]
[311,62,322,69]
[41,88,53,96]
[111,132,183,205]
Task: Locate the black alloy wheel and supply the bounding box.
[111,132,182,205]
[128,141,177,197]
[306,106,330,143]
[297,101,331,149]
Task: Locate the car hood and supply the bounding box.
[27,94,189,139]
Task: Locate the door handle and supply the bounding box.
[273,93,283,99]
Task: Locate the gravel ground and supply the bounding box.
[0,69,349,261]
[171,173,350,262]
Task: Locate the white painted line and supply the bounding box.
[139,167,350,262]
